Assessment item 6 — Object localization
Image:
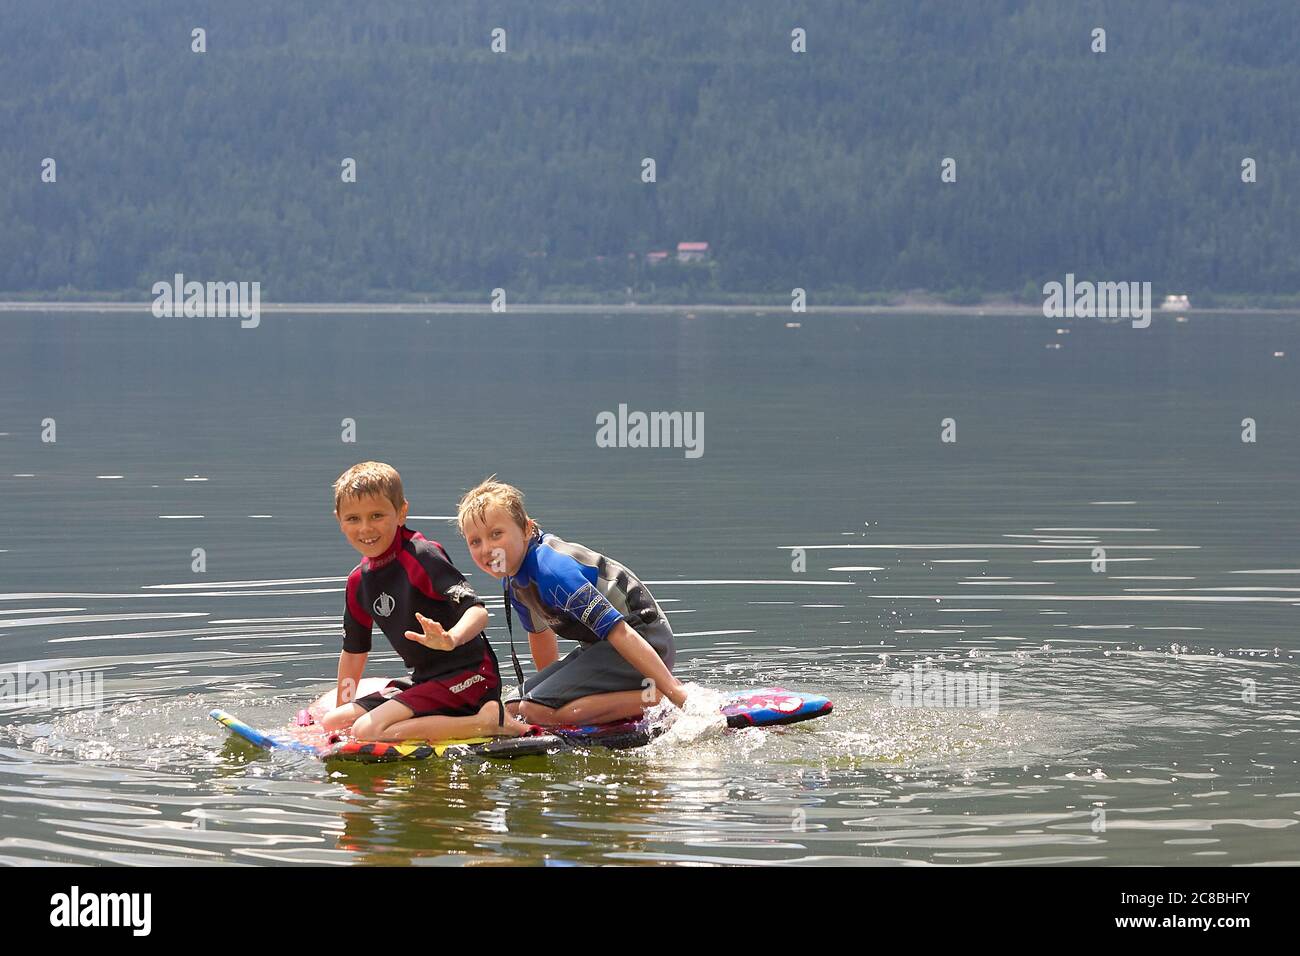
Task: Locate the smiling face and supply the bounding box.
[336,492,409,560]
[462,505,534,579]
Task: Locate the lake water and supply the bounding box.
[1,308,1298,865]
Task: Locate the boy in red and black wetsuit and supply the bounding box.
[320,461,530,741]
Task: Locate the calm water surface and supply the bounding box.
[1,309,1298,865]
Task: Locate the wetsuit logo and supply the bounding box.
[445,582,477,604]
[449,673,485,694]
[373,592,396,617]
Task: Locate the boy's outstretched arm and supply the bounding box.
[607,621,686,707]
[447,604,489,646]
[406,606,490,651]
[336,650,367,706]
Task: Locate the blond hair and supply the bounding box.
[333,461,405,514]
[457,475,530,535]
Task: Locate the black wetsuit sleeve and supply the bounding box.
[342,569,373,653]
[422,544,487,620]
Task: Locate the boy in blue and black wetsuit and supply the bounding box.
[319,462,530,741]
[456,476,686,726]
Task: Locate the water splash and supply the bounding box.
[643,683,727,750]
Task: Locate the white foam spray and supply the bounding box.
[644,683,728,750]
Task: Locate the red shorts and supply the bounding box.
[354,641,502,718]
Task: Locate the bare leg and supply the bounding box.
[518,689,655,726]
[351,699,414,740]
[359,700,529,741]
[321,702,366,733]
[509,700,555,723]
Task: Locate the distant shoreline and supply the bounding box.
[1,300,1298,317]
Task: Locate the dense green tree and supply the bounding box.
[0,1,1297,302]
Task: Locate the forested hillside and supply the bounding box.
[1,1,1297,302]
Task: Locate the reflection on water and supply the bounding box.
[1,310,1299,865]
[2,599,1296,866]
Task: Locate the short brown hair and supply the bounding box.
[457,475,530,534]
[333,461,405,514]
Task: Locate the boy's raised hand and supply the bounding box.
[405,612,456,651]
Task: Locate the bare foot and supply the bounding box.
[490,713,534,738]
[474,700,534,737]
